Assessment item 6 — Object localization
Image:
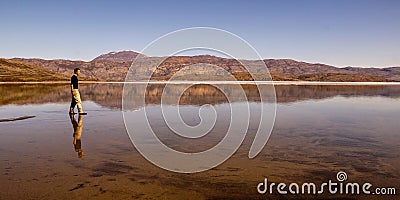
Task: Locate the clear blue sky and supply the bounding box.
[0,0,399,67]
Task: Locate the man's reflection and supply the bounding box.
[69,114,85,158]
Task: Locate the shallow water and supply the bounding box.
[0,83,399,199]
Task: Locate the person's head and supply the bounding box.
[74,68,81,76]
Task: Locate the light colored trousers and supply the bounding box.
[70,88,83,113]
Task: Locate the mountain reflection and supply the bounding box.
[1,83,400,109]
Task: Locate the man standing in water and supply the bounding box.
[69,68,87,115]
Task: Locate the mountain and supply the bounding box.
[10,58,129,81]
[265,59,354,76]
[128,55,396,82]
[264,59,397,81]
[3,51,400,82]
[91,50,142,63]
[342,66,400,82]
[9,50,142,81]
[0,58,69,82]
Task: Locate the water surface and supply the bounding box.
[0,83,399,199]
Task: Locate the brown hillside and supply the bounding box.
[0,58,69,82]
[6,51,400,82]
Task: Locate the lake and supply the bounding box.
[0,83,399,199]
